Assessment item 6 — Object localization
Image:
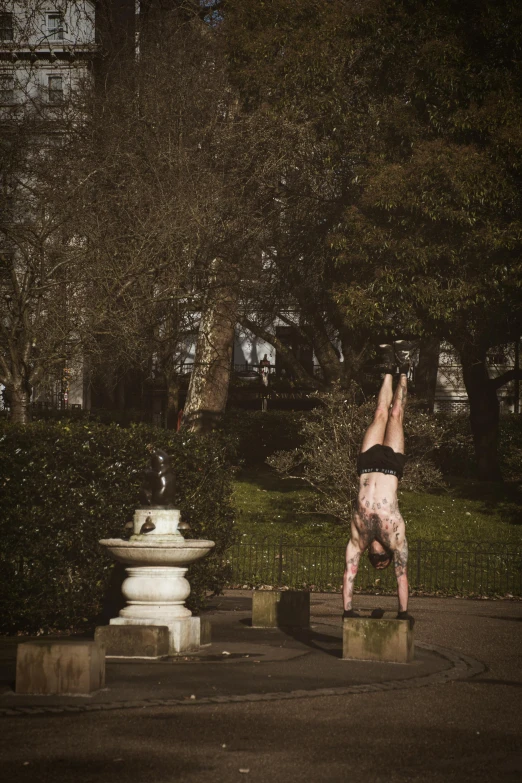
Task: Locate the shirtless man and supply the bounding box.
[343,341,415,623]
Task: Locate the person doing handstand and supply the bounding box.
[343,341,415,624]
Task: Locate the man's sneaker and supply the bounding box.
[343,609,361,619]
[397,611,415,629]
[393,340,418,374]
[377,344,396,375]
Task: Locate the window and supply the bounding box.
[46,13,66,41]
[48,75,63,103]
[0,74,14,104]
[0,13,14,41]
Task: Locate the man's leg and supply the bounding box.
[383,339,418,451]
[383,372,407,452]
[360,371,394,453]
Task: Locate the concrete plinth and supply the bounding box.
[252,590,310,628]
[109,616,211,655]
[16,641,105,695]
[95,625,169,659]
[343,617,414,663]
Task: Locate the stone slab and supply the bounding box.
[16,641,105,695]
[109,616,210,655]
[94,625,169,658]
[200,617,212,647]
[252,590,310,628]
[342,617,414,663]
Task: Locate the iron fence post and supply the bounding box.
[416,540,421,587]
[278,536,283,586]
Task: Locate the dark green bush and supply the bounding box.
[499,415,522,481]
[431,413,475,477]
[431,414,522,481]
[0,421,234,634]
[224,409,305,466]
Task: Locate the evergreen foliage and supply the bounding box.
[0,421,234,633]
[225,0,522,479]
[224,409,305,466]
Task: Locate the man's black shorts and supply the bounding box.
[357,444,406,479]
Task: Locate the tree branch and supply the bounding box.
[240,317,320,388]
[490,368,522,391]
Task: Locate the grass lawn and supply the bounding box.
[232,467,522,545]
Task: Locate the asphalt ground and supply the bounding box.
[0,591,520,782]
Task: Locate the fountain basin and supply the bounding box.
[99,538,215,567]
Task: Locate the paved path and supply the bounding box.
[0,592,520,782]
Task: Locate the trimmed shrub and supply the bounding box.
[430,413,522,481]
[0,421,234,634]
[224,409,305,466]
[500,415,522,481]
[431,413,475,477]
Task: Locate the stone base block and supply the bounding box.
[109,616,210,655]
[95,625,169,659]
[16,641,105,695]
[200,617,212,647]
[252,590,310,628]
[342,618,414,663]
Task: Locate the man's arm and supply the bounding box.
[343,534,363,613]
[393,537,409,613]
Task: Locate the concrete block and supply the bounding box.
[16,640,105,695]
[109,616,206,655]
[252,590,310,628]
[95,625,169,658]
[342,618,414,663]
[169,617,202,654]
[200,617,212,647]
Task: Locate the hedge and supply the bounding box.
[223,409,305,466]
[431,413,522,480]
[0,421,235,634]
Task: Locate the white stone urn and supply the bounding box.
[100,508,214,655]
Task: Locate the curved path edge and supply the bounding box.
[0,642,485,717]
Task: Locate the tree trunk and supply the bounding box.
[183,261,239,433]
[165,377,180,430]
[416,338,440,413]
[338,330,369,388]
[10,378,31,424]
[309,318,342,387]
[460,349,503,482]
[116,373,126,411]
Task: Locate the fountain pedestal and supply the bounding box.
[100,507,215,656]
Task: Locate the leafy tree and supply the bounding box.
[224,0,522,479]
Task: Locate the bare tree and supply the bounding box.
[74,3,285,428]
[0,1,96,422]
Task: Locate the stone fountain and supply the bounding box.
[99,449,215,655]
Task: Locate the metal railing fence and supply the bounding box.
[226,537,522,597]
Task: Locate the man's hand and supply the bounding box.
[397,611,415,629]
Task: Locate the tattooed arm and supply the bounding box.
[343,516,367,611]
[393,537,409,613]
